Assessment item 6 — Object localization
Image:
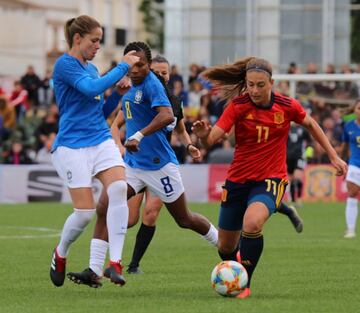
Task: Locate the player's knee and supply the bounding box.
[143,209,160,226]
[243,220,262,233]
[107,180,127,203]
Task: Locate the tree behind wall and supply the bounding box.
[139,0,164,52]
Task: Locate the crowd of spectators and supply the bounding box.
[1,61,360,165]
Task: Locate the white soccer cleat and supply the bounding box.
[344,230,356,238]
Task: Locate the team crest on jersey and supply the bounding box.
[134,90,143,104]
[274,112,284,124]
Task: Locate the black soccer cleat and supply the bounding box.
[287,205,303,233]
[103,261,126,286]
[126,266,144,275]
[67,268,102,288]
[50,248,67,287]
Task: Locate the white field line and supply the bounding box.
[0,226,61,239]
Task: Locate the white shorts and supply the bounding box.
[126,162,185,203]
[52,139,124,188]
[346,165,360,186]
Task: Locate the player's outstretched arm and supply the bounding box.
[174,119,201,160]
[192,120,225,149]
[301,114,348,177]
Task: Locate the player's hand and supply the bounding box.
[115,76,131,95]
[124,139,140,153]
[191,120,212,139]
[331,156,348,178]
[187,144,201,160]
[122,50,140,67]
[115,143,126,156]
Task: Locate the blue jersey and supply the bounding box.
[342,120,360,167]
[52,53,129,151]
[122,71,179,170]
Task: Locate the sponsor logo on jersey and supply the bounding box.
[94,95,101,101]
[245,113,254,120]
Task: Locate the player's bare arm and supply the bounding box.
[174,119,201,160]
[125,106,174,153]
[301,114,347,177]
[192,121,225,148]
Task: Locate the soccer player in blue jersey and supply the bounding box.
[67,42,218,287]
[342,99,360,238]
[122,55,201,274]
[49,15,139,288]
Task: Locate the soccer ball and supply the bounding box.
[211,260,248,297]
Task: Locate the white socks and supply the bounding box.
[57,208,95,258]
[346,197,358,232]
[107,180,129,263]
[201,223,218,247]
[89,239,108,276]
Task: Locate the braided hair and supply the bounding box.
[123,41,152,64]
[123,42,172,101]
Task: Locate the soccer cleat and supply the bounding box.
[344,230,356,238]
[287,205,303,233]
[104,261,126,286]
[67,268,102,288]
[50,248,67,287]
[236,287,251,299]
[127,266,144,275]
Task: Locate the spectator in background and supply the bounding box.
[9,80,29,123]
[20,65,42,108]
[38,69,54,108]
[186,80,205,118]
[168,65,183,92]
[188,63,200,85]
[35,132,56,164]
[172,80,188,107]
[331,108,344,143]
[3,140,33,164]
[34,104,59,150]
[0,95,16,141]
[287,62,300,74]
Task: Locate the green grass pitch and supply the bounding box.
[0,202,359,313]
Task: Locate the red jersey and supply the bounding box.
[216,92,306,183]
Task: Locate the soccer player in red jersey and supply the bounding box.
[192,57,347,299]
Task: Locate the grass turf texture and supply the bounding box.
[0,202,359,313]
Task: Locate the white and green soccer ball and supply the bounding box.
[211,260,248,297]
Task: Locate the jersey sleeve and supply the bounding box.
[55,57,130,98]
[147,77,171,108]
[290,99,307,124]
[216,101,236,133]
